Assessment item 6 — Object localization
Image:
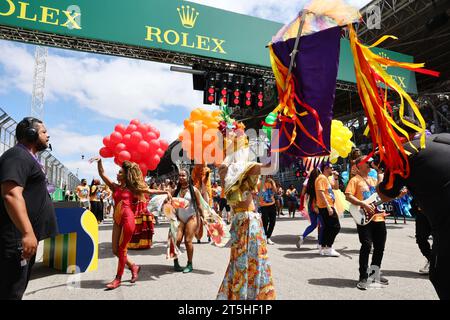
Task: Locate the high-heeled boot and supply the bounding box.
[130,264,141,283]
[106,276,121,290]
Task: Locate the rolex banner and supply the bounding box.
[0,0,419,93]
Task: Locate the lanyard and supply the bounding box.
[17,144,52,193]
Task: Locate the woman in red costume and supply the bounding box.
[90,157,170,289]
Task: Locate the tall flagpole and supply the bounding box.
[284,10,308,92]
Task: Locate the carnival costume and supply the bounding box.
[216,109,276,300]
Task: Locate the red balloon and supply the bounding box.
[126,124,138,134]
[156,148,165,157]
[138,140,150,153]
[103,136,112,148]
[114,124,127,135]
[149,154,161,167]
[149,126,160,139]
[115,143,127,155]
[130,151,142,163]
[118,150,131,163]
[139,163,148,175]
[99,147,114,158]
[137,123,149,135]
[159,139,169,151]
[149,139,160,150]
[110,131,123,144]
[148,162,157,171]
[130,131,143,145]
[114,157,122,166]
[144,131,157,143]
[122,134,132,146]
[130,119,140,126]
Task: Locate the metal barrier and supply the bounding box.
[0,107,80,193]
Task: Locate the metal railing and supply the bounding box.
[0,108,80,194]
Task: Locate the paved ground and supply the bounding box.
[24,211,438,300]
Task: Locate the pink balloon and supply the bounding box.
[144,131,157,143]
[114,143,127,155]
[114,124,127,135]
[99,147,114,158]
[126,124,138,134]
[149,139,160,150]
[159,139,169,151]
[137,140,150,154]
[156,148,165,157]
[122,134,132,146]
[130,119,140,126]
[118,150,131,163]
[103,136,112,148]
[110,131,123,144]
[130,131,143,145]
[130,151,142,163]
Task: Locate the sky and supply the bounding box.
[0,0,371,184]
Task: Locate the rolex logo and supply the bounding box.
[177,5,199,29]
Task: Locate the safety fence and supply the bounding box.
[0,107,80,196]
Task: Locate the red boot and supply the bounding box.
[106,276,121,290]
[130,264,141,283]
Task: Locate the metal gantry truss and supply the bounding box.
[30,46,48,120]
[357,0,450,92]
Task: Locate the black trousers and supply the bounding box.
[219,198,230,212]
[261,204,277,239]
[0,252,36,300]
[415,212,432,262]
[356,221,387,280]
[319,207,341,248]
[429,219,450,300]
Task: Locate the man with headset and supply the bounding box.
[0,117,58,299]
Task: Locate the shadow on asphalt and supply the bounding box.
[270,234,298,245]
[29,262,65,281]
[381,270,429,279]
[339,227,358,234]
[138,263,214,281]
[278,247,315,252]
[308,278,356,288]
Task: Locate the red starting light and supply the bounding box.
[208,87,215,94]
[208,96,215,103]
[233,98,240,105]
[221,89,227,96]
[245,92,252,99]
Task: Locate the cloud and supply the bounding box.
[0,41,203,123]
[62,159,118,186]
[189,0,371,22]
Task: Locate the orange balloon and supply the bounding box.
[190,108,203,121]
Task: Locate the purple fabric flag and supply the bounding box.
[271,26,341,157]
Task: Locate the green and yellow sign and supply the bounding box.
[0,0,418,93]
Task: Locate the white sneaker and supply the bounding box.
[267,238,275,245]
[323,248,340,257]
[318,247,325,255]
[419,261,430,274]
[296,236,304,249]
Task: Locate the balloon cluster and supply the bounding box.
[262,112,277,140]
[330,120,354,164]
[99,119,169,175]
[179,108,221,164]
